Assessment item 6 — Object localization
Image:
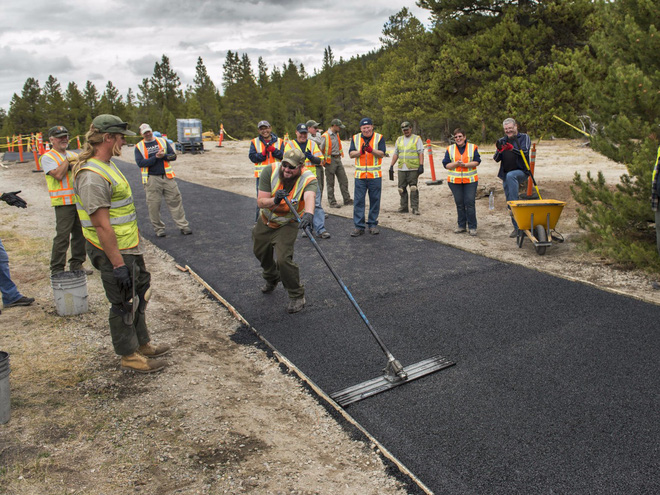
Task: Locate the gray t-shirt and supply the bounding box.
[75,161,143,255]
[40,150,78,175]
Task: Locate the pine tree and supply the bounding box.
[65,82,86,136]
[570,0,660,271]
[42,75,68,129]
[221,52,261,137]
[8,77,43,134]
[83,81,99,117]
[192,57,220,130]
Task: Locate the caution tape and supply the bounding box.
[552,115,591,137]
[221,127,240,141]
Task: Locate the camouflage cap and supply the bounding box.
[401,121,412,130]
[92,114,136,136]
[48,125,69,138]
[281,148,305,168]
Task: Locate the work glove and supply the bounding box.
[299,212,313,231]
[389,166,394,181]
[165,153,177,161]
[1,191,27,208]
[363,144,373,154]
[417,164,424,175]
[113,265,132,292]
[304,150,314,161]
[273,189,288,205]
[266,144,276,153]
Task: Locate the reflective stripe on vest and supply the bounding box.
[447,143,478,184]
[74,158,139,251]
[260,164,316,228]
[322,131,343,164]
[353,133,383,179]
[653,146,660,184]
[136,137,175,184]
[252,137,284,178]
[42,150,77,206]
[284,140,324,177]
[394,135,422,169]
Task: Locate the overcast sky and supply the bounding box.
[0,0,432,111]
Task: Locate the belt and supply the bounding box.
[331,154,342,157]
[150,173,166,177]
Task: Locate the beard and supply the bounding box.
[279,166,300,191]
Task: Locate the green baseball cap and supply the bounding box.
[48,125,69,138]
[281,148,305,168]
[330,118,345,129]
[92,114,136,136]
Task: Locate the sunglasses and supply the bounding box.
[281,163,299,170]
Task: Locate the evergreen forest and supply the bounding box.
[1,0,658,271]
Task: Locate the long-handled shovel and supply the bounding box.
[284,196,454,406]
[514,136,542,200]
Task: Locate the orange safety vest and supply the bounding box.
[135,137,175,184]
[41,149,77,206]
[260,163,316,228]
[352,133,383,179]
[446,143,478,184]
[284,140,324,177]
[252,137,284,178]
[321,131,343,164]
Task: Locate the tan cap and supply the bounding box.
[281,148,305,168]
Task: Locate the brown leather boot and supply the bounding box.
[138,342,171,357]
[120,352,166,373]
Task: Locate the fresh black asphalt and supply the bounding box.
[117,158,659,494]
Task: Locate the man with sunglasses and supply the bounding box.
[252,148,317,314]
[40,125,90,276]
[389,122,424,215]
[74,114,169,373]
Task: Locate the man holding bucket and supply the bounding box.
[73,115,170,373]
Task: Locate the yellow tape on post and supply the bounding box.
[552,115,591,137]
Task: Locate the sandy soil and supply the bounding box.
[0,137,657,495]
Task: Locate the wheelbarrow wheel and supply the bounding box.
[534,225,547,255]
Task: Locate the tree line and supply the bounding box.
[1,0,658,271]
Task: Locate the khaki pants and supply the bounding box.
[51,204,87,275]
[144,176,189,233]
[252,218,304,299]
[325,156,351,205]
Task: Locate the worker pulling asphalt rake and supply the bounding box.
[284,196,454,407]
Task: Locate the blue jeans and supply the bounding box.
[312,188,327,235]
[503,169,527,229]
[353,178,382,230]
[448,181,478,230]
[0,238,23,306]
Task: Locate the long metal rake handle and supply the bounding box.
[283,196,401,367]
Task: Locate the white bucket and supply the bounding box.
[51,270,88,316]
[0,351,10,424]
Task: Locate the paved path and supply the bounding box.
[119,160,659,494]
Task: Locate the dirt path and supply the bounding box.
[0,138,657,495]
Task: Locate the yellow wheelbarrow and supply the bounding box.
[508,199,566,255]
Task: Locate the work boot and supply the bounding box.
[181,227,193,235]
[329,202,341,209]
[453,227,467,234]
[138,342,171,357]
[397,207,409,213]
[369,227,380,235]
[350,229,365,237]
[412,209,420,215]
[120,352,166,373]
[469,229,478,236]
[318,231,331,239]
[509,228,519,238]
[261,280,279,293]
[286,297,306,314]
[344,199,354,205]
[5,296,35,307]
[156,231,166,237]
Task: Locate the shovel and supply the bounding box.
[284,196,454,406]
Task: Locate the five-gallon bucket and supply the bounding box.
[0,351,10,424]
[51,270,88,316]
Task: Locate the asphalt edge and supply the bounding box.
[184,264,435,495]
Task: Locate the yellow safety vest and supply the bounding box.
[352,133,383,179]
[284,140,324,177]
[447,143,478,184]
[135,137,175,184]
[394,134,422,170]
[252,137,284,178]
[74,158,139,251]
[321,131,343,164]
[41,149,78,206]
[260,164,316,228]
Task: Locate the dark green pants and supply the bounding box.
[86,242,152,356]
[397,170,420,210]
[252,218,304,299]
[51,205,87,275]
